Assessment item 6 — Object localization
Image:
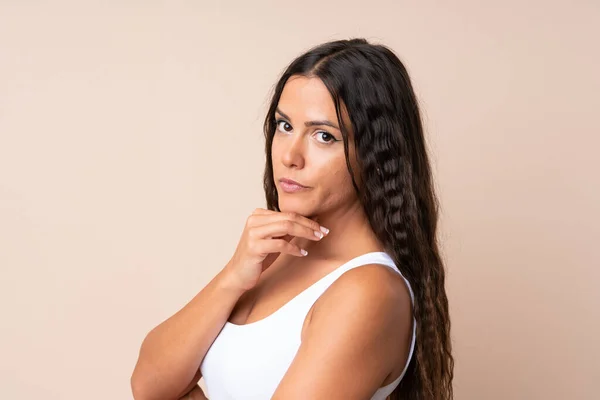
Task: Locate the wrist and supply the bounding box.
[215,267,246,296]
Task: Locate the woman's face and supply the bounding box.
[271,75,361,218]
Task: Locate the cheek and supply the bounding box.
[317,159,357,203]
[271,136,281,158]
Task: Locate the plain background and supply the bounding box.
[1,1,598,399]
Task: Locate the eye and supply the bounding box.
[276,119,293,133]
[315,131,339,144]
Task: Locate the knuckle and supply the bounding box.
[283,220,294,231]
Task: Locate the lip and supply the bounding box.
[279,178,309,193]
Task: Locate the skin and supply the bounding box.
[271,75,376,260]
[268,75,413,399]
[180,75,413,400]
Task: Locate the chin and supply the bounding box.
[277,197,314,217]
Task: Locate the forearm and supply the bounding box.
[132,269,244,400]
[179,385,208,400]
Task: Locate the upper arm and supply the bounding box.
[175,367,202,399]
[271,264,413,400]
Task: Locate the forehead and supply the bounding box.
[277,75,337,119]
[277,75,352,134]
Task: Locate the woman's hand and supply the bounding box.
[221,208,329,292]
[179,384,208,400]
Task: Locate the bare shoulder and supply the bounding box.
[272,263,414,398]
[309,263,413,337]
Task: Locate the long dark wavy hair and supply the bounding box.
[262,38,453,399]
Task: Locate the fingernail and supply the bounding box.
[301,249,308,256]
[314,230,324,239]
[320,226,329,234]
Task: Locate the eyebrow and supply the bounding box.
[275,108,340,131]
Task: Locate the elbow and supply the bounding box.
[131,369,160,400]
[130,371,150,400]
[131,370,182,400]
[131,335,160,400]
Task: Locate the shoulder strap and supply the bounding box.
[288,251,416,318]
[285,251,417,383]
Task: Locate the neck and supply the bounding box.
[293,201,384,261]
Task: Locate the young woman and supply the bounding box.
[131,38,453,400]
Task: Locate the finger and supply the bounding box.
[251,211,328,235]
[246,209,282,228]
[279,234,294,242]
[281,212,329,235]
[258,239,307,257]
[254,220,325,242]
[252,207,275,215]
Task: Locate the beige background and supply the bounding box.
[1,1,598,399]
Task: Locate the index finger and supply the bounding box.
[252,207,273,215]
[282,212,329,235]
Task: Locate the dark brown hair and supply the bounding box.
[262,38,453,399]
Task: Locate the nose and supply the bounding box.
[281,134,305,169]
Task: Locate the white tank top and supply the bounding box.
[200,251,417,400]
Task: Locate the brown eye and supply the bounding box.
[315,131,338,144]
[276,120,292,133]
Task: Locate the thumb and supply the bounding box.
[262,234,294,272]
